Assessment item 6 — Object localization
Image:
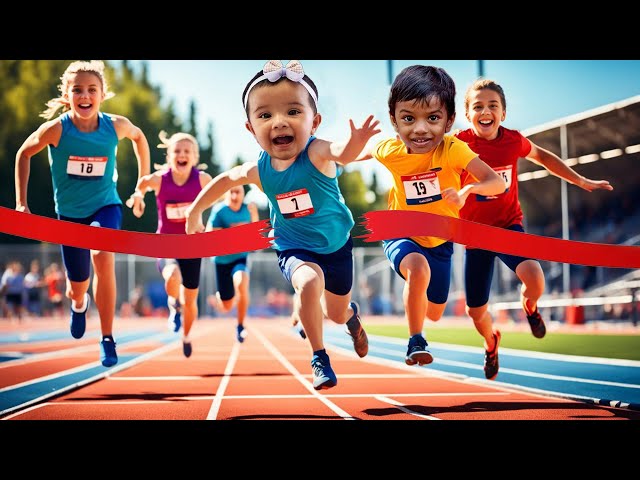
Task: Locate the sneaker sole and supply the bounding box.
[530,322,547,339]
[313,378,337,390]
[405,351,434,366]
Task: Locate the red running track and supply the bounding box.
[1,316,639,420]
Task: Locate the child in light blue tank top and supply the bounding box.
[185,60,381,390]
[15,61,151,368]
[205,185,259,344]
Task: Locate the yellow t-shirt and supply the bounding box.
[373,135,477,247]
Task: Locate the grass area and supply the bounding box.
[364,324,640,361]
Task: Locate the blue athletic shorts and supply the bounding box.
[59,204,122,282]
[276,236,353,296]
[215,258,248,301]
[157,258,203,290]
[465,224,531,308]
[383,237,454,305]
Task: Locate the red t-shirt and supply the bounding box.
[455,126,532,228]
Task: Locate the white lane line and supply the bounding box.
[332,339,640,390]
[375,395,441,420]
[251,326,355,419]
[206,341,241,420]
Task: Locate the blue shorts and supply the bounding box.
[465,224,531,308]
[276,237,353,296]
[383,238,454,305]
[157,258,203,290]
[215,258,248,301]
[59,204,122,282]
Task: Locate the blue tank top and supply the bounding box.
[207,202,251,264]
[48,112,121,217]
[257,136,354,254]
[156,167,202,234]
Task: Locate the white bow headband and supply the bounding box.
[242,60,318,110]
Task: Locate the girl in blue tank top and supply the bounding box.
[185,60,381,391]
[127,131,212,358]
[15,60,151,368]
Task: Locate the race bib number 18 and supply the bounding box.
[67,156,107,180]
[276,188,314,218]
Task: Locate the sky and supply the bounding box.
[125,60,640,205]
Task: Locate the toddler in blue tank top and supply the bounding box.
[185,60,381,390]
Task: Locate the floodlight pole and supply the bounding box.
[477,60,484,78]
[387,60,394,85]
[560,124,571,295]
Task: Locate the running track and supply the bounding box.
[1,316,639,420]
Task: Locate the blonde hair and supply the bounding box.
[40,60,115,120]
[154,130,207,171]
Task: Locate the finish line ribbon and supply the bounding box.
[358,210,640,269]
[2,207,639,268]
[0,207,272,259]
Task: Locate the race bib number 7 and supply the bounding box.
[402,172,442,205]
[276,188,314,218]
[67,156,107,180]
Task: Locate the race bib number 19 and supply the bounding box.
[402,172,442,205]
[276,188,314,218]
[67,156,107,180]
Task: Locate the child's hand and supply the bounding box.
[185,206,205,235]
[441,187,464,209]
[15,204,31,214]
[350,115,382,144]
[579,177,614,192]
[125,191,145,218]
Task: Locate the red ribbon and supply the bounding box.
[358,210,640,268]
[0,207,272,259]
[2,207,638,268]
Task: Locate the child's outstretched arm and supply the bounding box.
[185,162,260,235]
[443,156,506,209]
[317,115,381,166]
[527,142,614,192]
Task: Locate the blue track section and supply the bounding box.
[324,328,640,409]
[0,329,179,414]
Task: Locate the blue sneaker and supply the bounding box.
[183,340,192,358]
[70,293,90,339]
[168,301,181,333]
[345,301,368,358]
[236,324,248,343]
[100,337,118,367]
[405,333,433,366]
[311,353,337,390]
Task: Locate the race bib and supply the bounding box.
[166,202,191,222]
[67,156,107,179]
[477,165,511,202]
[276,188,314,218]
[494,165,512,190]
[402,172,441,205]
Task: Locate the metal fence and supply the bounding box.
[0,242,469,317]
